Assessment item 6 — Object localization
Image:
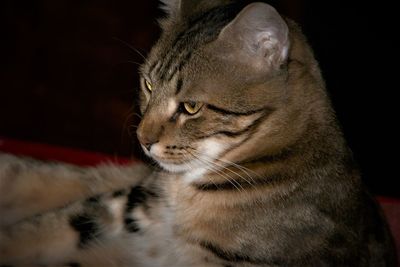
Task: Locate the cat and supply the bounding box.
[0,0,397,266]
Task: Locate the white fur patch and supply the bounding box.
[199,139,226,159]
[106,198,126,236]
[166,98,177,118]
[158,162,194,173]
[149,143,163,157]
[183,167,208,184]
[183,139,226,183]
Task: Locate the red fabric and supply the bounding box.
[378,197,400,261]
[0,137,399,262]
[0,137,134,166]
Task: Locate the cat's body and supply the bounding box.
[0,1,397,266]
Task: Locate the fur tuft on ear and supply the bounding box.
[160,0,234,19]
[218,2,290,70]
[159,0,180,16]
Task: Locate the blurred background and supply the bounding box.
[0,1,398,196]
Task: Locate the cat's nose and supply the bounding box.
[136,116,163,151]
[137,131,159,151]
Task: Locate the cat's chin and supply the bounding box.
[158,161,209,183]
[157,161,194,173]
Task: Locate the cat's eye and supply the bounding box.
[144,79,153,92]
[183,102,204,115]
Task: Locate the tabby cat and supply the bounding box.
[0,1,397,266]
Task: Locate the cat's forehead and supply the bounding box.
[144,55,223,99]
[142,4,242,83]
[143,43,265,99]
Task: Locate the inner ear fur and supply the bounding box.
[217,2,290,71]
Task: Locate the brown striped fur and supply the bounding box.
[0,1,397,266]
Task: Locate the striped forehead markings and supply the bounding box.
[154,5,238,83]
[158,45,193,82]
[148,61,161,76]
[176,78,183,95]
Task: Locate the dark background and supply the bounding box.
[0,1,398,197]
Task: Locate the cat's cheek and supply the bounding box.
[198,139,226,159]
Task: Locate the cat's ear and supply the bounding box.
[217,2,290,70]
[160,0,232,18]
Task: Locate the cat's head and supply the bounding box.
[137,1,303,181]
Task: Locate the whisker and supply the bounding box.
[180,155,221,192]
[112,37,148,62]
[185,150,229,182]
[123,60,144,66]
[123,118,134,136]
[186,149,243,192]
[121,109,141,141]
[121,105,135,130]
[214,157,260,184]
[190,150,256,190]
[127,125,140,137]
[158,152,223,192]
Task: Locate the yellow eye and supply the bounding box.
[144,79,152,92]
[183,102,203,115]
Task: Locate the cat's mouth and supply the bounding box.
[141,144,199,173]
[142,140,226,175]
